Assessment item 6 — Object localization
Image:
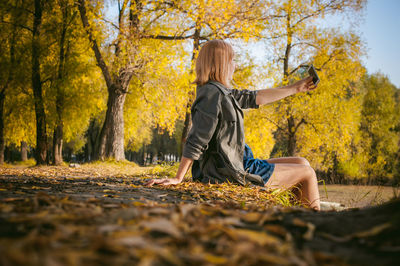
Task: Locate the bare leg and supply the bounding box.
[267,157,310,166]
[266,163,320,211]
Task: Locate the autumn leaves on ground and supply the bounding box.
[1,163,399,266]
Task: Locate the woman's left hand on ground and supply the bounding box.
[144,178,182,186]
[294,76,317,93]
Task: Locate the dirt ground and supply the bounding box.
[319,184,400,208]
[1,164,399,265]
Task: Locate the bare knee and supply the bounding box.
[296,157,310,166]
[301,166,317,184]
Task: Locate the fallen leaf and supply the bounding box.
[240,212,262,223]
[204,254,228,264]
[140,218,182,238]
[225,228,281,246]
[118,236,149,247]
[258,253,292,265]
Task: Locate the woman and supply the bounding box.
[146,40,320,210]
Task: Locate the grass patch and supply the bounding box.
[86,159,139,167]
[149,163,180,178]
[1,158,37,168]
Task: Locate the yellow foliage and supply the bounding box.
[244,107,277,159]
[248,0,367,174]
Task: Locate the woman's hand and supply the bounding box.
[144,157,193,187]
[293,76,317,93]
[145,177,182,186]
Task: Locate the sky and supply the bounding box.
[360,0,400,88]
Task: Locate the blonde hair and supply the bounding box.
[194,40,234,87]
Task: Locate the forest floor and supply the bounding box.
[0,162,399,266]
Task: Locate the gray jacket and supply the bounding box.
[182,81,264,186]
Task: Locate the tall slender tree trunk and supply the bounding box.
[0,13,17,165]
[85,119,98,161]
[53,124,63,165]
[21,141,28,161]
[287,116,296,156]
[0,90,5,164]
[180,22,201,154]
[283,6,296,157]
[53,0,68,165]
[32,0,47,165]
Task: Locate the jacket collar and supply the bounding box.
[208,81,231,95]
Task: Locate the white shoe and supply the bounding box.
[320,201,346,211]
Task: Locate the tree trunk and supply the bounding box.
[97,87,126,161]
[141,144,146,165]
[85,119,98,161]
[283,8,292,83]
[66,147,72,162]
[180,22,201,154]
[0,90,5,164]
[32,0,47,165]
[84,142,90,162]
[53,124,63,165]
[287,116,296,156]
[283,9,295,157]
[20,141,28,161]
[287,134,296,157]
[0,11,17,165]
[52,0,68,166]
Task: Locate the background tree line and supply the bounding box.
[0,0,399,184]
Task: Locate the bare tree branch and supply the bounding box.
[294,118,306,134]
[0,19,33,32]
[263,115,286,133]
[291,41,319,49]
[143,34,206,40]
[288,63,310,76]
[76,0,113,89]
[317,49,343,71]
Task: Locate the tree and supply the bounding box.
[43,0,105,165]
[272,0,364,154]
[76,0,271,161]
[1,0,106,165]
[0,0,37,164]
[0,1,17,164]
[51,0,71,165]
[358,73,400,182]
[0,0,46,165]
[247,0,366,175]
[30,0,48,164]
[77,0,148,161]
[155,0,269,152]
[123,37,190,155]
[0,0,34,164]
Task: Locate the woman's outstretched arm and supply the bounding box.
[145,156,193,186]
[256,76,316,106]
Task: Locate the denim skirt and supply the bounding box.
[243,144,275,185]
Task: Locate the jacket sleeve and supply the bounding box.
[182,86,221,160]
[231,89,259,109]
